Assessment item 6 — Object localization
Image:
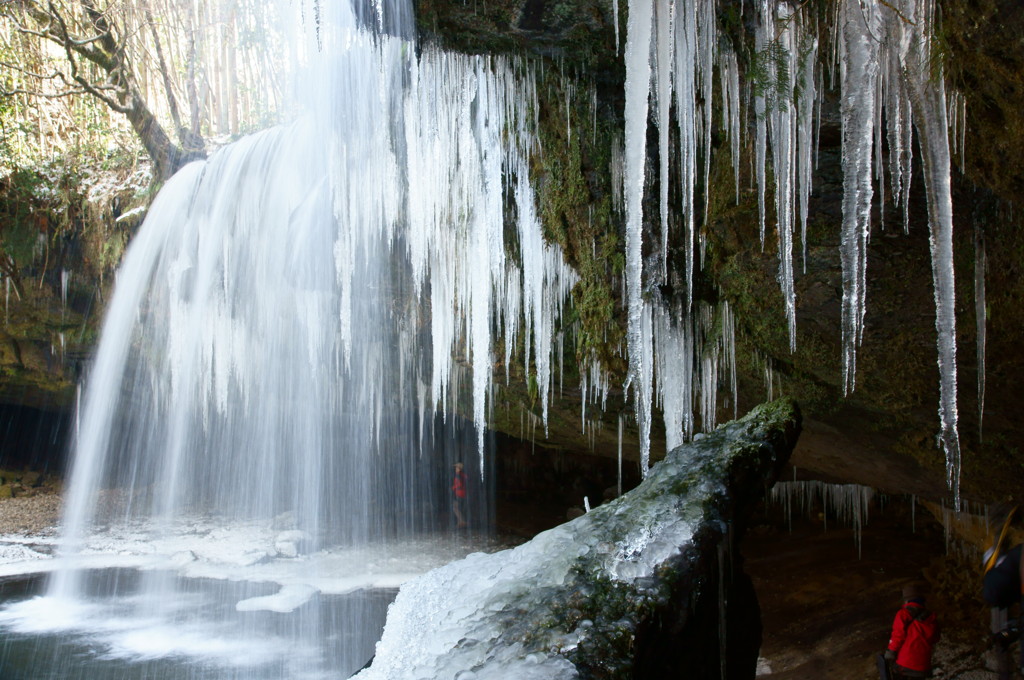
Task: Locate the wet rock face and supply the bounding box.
[416,0,620,69]
[357,400,800,680]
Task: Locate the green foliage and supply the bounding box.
[748,39,792,115]
[533,71,627,380]
[555,569,650,679]
[0,170,47,267]
[746,11,818,118]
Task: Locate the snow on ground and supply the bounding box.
[0,517,512,612]
[0,517,515,677]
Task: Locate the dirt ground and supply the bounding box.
[744,494,1008,680]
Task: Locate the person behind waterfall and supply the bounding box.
[884,584,939,679]
[451,461,468,529]
[983,529,1024,680]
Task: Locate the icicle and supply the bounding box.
[766,3,798,352]
[613,0,621,55]
[638,303,654,475]
[581,372,588,432]
[700,346,718,432]
[883,33,912,235]
[797,33,818,275]
[772,481,874,555]
[617,413,624,498]
[752,6,770,249]
[624,0,654,476]
[583,496,591,513]
[697,0,715,227]
[504,266,521,384]
[723,301,737,420]
[975,221,986,441]
[901,0,962,508]
[558,331,564,397]
[656,308,682,450]
[954,91,962,165]
[655,0,673,282]
[815,69,823,172]
[60,269,70,311]
[719,45,742,204]
[674,0,698,310]
[837,0,880,393]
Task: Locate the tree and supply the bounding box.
[0,0,207,181]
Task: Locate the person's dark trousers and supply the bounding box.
[992,607,1015,680]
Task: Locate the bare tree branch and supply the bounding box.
[0,60,64,81]
[877,0,916,26]
[45,1,130,113]
[2,85,107,97]
[144,4,181,131]
[0,0,206,179]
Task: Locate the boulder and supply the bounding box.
[357,399,800,680]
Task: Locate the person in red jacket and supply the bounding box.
[884,584,940,678]
[451,461,468,528]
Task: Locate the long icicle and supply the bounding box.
[901,0,962,508]
[974,220,986,442]
[624,0,655,475]
[837,0,880,393]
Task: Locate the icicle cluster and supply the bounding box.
[621,0,962,503]
[771,480,874,557]
[655,301,737,452]
[402,49,578,458]
[623,0,726,474]
[752,1,818,351]
[834,0,961,506]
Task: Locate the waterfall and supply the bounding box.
[16,1,576,677]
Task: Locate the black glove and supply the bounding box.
[884,649,895,662]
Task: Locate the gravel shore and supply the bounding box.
[0,491,62,536]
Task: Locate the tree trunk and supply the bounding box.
[125,93,204,181]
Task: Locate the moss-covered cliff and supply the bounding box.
[0,159,150,414]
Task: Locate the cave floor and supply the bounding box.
[744,496,1004,680]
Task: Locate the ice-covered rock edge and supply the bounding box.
[357,399,800,680]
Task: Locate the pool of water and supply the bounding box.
[0,569,396,679]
